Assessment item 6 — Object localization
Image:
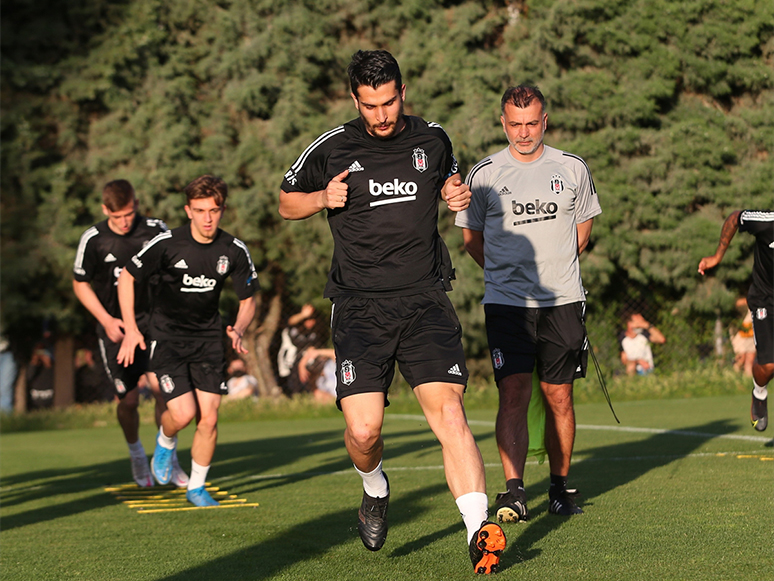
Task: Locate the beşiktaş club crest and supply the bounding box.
[492,348,505,370]
[756,308,768,320]
[412,148,428,173]
[216,255,229,275]
[160,374,175,394]
[340,360,356,385]
[549,174,564,194]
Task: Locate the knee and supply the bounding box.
[167,409,195,432]
[432,398,470,437]
[196,412,219,434]
[754,363,774,383]
[498,378,532,411]
[117,393,139,412]
[346,424,382,453]
[499,389,531,412]
[543,389,574,414]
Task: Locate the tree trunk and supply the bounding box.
[53,335,75,408]
[14,364,27,413]
[242,277,284,399]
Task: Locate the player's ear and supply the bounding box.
[350,91,359,110]
[184,205,193,220]
[101,204,110,217]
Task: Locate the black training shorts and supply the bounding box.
[331,290,468,407]
[149,338,227,402]
[97,327,148,400]
[751,305,774,365]
[485,301,588,385]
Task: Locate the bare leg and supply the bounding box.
[495,373,532,482]
[145,372,165,427]
[540,381,575,477]
[414,382,485,497]
[753,362,774,388]
[116,388,141,444]
[190,390,222,466]
[160,391,197,439]
[340,392,385,472]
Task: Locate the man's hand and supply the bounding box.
[698,254,720,276]
[443,178,471,212]
[103,317,126,343]
[698,210,741,275]
[322,169,349,210]
[117,327,145,367]
[227,326,248,355]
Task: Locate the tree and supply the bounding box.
[2,0,772,385]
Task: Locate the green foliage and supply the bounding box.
[1,0,772,364]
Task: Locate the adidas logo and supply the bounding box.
[104,253,117,262]
[447,364,462,376]
[498,186,512,197]
[174,259,188,269]
[348,160,365,172]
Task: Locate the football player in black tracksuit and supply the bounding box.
[699,210,774,432]
[73,179,188,488]
[117,175,257,507]
[279,50,505,573]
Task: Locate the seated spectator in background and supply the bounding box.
[27,339,54,409]
[0,333,17,413]
[297,347,336,404]
[277,304,326,396]
[75,347,112,403]
[731,298,756,377]
[619,313,666,375]
[225,357,258,401]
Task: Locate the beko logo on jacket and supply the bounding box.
[368,179,418,207]
[181,274,216,292]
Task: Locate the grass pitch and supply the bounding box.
[1,394,772,580]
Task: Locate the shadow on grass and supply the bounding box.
[1,413,742,576]
[0,427,341,531]
[502,419,738,566]
[152,420,737,578]
[154,480,452,581]
[0,422,469,534]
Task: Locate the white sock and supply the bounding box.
[157,426,176,450]
[753,380,768,401]
[456,491,489,544]
[188,460,210,491]
[355,460,389,498]
[128,440,145,458]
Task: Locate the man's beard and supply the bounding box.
[509,135,543,157]
[362,102,405,139]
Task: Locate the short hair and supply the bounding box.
[500,85,547,115]
[102,180,136,211]
[347,50,402,97]
[184,175,228,206]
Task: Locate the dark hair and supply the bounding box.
[500,85,546,115]
[102,180,136,211]
[347,50,402,97]
[184,175,228,206]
